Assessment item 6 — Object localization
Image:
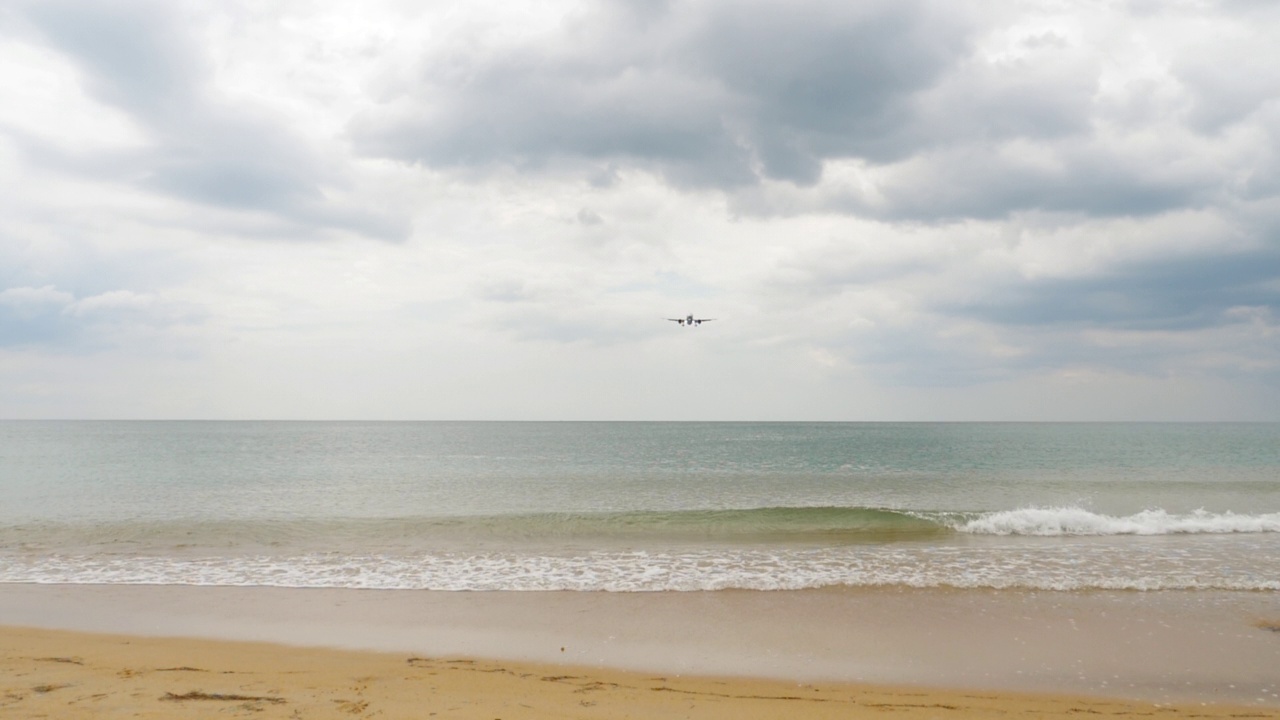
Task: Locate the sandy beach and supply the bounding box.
[5,624,1280,720]
[2,583,1279,717]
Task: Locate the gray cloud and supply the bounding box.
[344,0,1280,396]
[0,284,204,352]
[823,301,1278,390]
[945,246,1280,332]
[347,0,1270,223]
[0,286,78,348]
[836,143,1219,222]
[687,2,972,177]
[845,242,1279,387]
[13,0,408,241]
[22,0,203,117]
[1169,14,1280,134]
[758,210,1280,387]
[4,0,1279,419]
[351,0,972,189]
[576,208,605,226]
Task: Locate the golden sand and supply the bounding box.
[3,626,1277,720]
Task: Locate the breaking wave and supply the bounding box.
[3,505,1278,592]
[4,541,1278,592]
[953,507,1280,536]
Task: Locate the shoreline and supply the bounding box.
[10,625,1280,720]
[2,583,1278,708]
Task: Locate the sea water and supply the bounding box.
[2,421,1278,592]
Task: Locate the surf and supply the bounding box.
[954,507,1280,536]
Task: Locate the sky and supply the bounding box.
[1,0,1278,421]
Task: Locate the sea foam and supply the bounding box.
[6,536,1279,592]
[955,507,1280,536]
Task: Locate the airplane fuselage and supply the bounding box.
[668,314,714,326]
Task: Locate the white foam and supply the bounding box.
[955,507,1280,536]
[4,537,1279,592]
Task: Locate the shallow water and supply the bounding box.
[2,421,1278,591]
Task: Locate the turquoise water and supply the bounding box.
[2,421,1278,591]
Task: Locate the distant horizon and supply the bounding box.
[4,417,1276,424]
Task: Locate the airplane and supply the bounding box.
[667,314,715,327]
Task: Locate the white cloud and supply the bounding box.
[66,289,154,316]
[0,38,148,153]
[0,285,74,308]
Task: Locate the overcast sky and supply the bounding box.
[2,0,1278,420]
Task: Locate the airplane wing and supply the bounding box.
[694,318,715,323]
[666,318,684,322]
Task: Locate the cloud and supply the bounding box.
[350,0,972,189]
[946,246,1280,332]
[348,0,1280,228]
[65,289,155,317]
[752,204,1280,388]
[0,285,76,347]
[1168,13,1280,134]
[3,0,1279,420]
[0,285,75,309]
[830,138,1222,222]
[798,288,1280,390]
[576,207,605,226]
[9,0,408,241]
[0,284,203,351]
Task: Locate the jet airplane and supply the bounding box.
[668,314,715,327]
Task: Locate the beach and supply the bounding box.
[3,583,1280,717]
[6,627,1278,720]
[14,627,1279,720]
[4,422,1278,715]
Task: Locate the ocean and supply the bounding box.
[2,421,1278,593]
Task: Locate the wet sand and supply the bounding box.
[6,625,1280,720]
[2,583,1279,713]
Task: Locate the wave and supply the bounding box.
[476,506,948,541]
[5,506,1278,554]
[5,542,1279,592]
[5,505,1279,592]
[0,507,948,551]
[498,505,1280,539]
[449,505,1280,539]
[953,507,1280,536]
